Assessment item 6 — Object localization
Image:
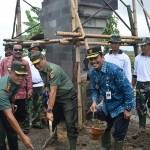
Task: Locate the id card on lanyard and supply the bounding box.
[106,91,111,100]
[106,76,111,100]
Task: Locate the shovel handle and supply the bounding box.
[49,120,52,135]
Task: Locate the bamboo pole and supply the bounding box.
[16,0,22,39]
[132,0,138,36]
[140,0,150,32]
[71,0,83,128]
[132,0,139,56]
[4,40,141,47]
[137,0,150,20]
[56,31,141,40]
[71,0,89,49]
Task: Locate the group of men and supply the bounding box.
[0,35,149,150]
[86,35,150,150]
[0,43,78,150]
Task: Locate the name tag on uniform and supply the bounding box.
[106,91,111,100]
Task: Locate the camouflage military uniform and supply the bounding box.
[136,81,150,128]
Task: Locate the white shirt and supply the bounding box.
[133,54,150,82]
[23,56,44,87]
[104,51,132,83]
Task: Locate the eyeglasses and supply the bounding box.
[13,49,23,52]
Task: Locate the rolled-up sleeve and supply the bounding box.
[0,91,11,111]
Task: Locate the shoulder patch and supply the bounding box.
[5,84,11,92]
[49,70,55,79]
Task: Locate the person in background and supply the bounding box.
[0,61,34,150]
[87,46,134,150]
[30,51,78,150]
[105,35,132,83]
[0,43,32,134]
[132,37,150,134]
[23,43,44,128]
[4,44,13,57]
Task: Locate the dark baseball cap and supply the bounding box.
[140,37,150,46]
[11,61,28,75]
[109,35,121,43]
[86,46,102,59]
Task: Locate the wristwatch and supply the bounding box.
[47,108,52,113]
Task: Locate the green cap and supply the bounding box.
[86,46,102,59]
[30,51,42,65]
[11,61,28,75]
[109,35,121,43]
[140,37,150,46]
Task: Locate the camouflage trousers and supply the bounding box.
[136,81,150,128]
[31,86,44,128]
[14,99,30,133]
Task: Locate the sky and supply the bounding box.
[0,0,150,58]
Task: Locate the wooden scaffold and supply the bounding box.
[3,0,150,128]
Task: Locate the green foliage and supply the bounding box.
[23,7,43,39]
[102,16,120,54]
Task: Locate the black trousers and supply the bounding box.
[0,113,18,150]
[52,90,78,141]
[96,110,130,141]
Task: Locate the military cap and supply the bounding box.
[30,51,42,65]
[109,35,121,43]
[86,46,102,59]
[29,43,42,51]
[140,37,150,46]
[11,61,28,75]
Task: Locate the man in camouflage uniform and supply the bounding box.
[0,61,34,150]
[133,37,150,131]
[30,51,78,150]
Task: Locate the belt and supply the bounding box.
[32,81,43,85]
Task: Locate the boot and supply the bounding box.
[139,114,146,129]
[100,131,111,150]
[69,139,77,150]
[114,141,123,150]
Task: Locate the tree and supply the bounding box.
[23,7,43,39]
[102,15,120,54]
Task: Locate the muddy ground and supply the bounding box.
[19,117,150,150]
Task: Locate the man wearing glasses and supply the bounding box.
[87,46,134,150]
[0,44,32,134]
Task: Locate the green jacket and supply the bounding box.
[0,76,18,111]
[40,62,74,97]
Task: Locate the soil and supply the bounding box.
[19,119,150,150]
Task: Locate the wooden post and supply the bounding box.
[71,0,83,128]
[140,0,150,32]
[16,0,22,39]
[132,0,139,56]
[71,0,89,49]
